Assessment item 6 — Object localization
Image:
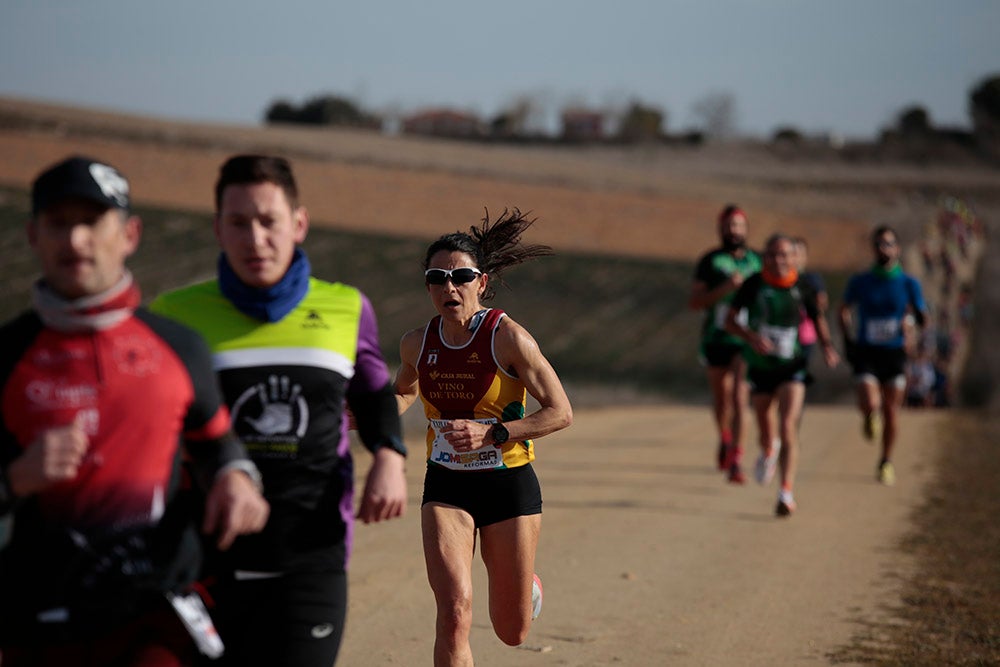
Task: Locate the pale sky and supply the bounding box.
[2,1,997,140]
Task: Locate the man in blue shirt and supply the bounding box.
[839,226,928,485]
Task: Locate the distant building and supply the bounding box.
[402,108,483,138]
[560,109,604,142]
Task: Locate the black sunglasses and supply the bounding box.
[424,267,482,285]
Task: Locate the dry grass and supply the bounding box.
[829,413,1000,665]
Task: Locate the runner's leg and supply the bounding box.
[479,514,542,646]
[708,365,734,447]
[422,503,477,667]
[776,381,806,491]
[751,391,775,459]
[730,354,750,461]
[880,382,905,463]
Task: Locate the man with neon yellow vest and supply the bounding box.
[151,154,406,667]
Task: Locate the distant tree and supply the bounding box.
[617,101,665,143]
[262,94,380,129]
[490,91,555,140]
[969,74,1000,159]
[771,126,803,144]
[682,130,705,146]
[970,74,1000,123]
[491,98,532,137]
[264,99,297,124]
[691,92,736,139]
[298,95,367,125]
[897,105,932,136]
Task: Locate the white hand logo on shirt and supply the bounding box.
[245,375,303,435]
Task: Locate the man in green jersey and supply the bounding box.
[688,205,762,484]
[726,234,839,517]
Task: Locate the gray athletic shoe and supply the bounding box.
[531,573,543,620]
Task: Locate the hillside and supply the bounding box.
[3,95,998,269]
[1,96,997,406]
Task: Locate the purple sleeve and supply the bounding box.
[349,293,391,393]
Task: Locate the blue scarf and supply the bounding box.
[218,248,311,322]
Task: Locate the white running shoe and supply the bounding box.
[531,573,543,620]
[754,439,781,485]
[775,489,796,517]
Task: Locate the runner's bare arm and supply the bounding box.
[688,276,742,310]
[394,326,424,415]
[814,312,841,368]
[837,302,853,340]
[491,317,573,444]
[724,304,772,355]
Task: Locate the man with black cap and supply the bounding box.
[0,155,270,666]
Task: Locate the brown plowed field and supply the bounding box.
[5,95,997,271]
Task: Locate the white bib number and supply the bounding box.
[430,418,504,471]
[760,325,797,359]
[866,317,899,344]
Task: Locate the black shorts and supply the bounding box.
[748,362,809,395]
[851,345,908,386]
[422,463,542,528]
[700,341,744,368]
[209,570,347,667]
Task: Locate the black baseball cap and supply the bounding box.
[31,156,130,216]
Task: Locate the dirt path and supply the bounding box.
[340,403,942,666]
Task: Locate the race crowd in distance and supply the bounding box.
[688,199,985,516]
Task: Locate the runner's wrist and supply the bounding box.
[372,437,408,458]
[490,422,510,446]
[216,459,264,493]
[373,440,408,461]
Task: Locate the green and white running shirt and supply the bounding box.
[730,273,819,371]
[692,247,763,347]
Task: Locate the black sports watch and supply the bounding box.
[491,422,510,446]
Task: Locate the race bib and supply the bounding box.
[866,317,899,344]
[429,418,504,471]
[760,325,797,360]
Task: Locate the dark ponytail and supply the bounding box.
[423,208,553,302]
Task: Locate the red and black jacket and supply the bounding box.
[0,307,248,642]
